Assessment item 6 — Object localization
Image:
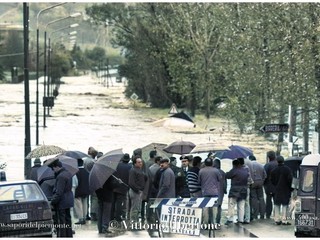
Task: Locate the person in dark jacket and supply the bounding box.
[74,159,90,225]
[49,159,74,238]
[264,150,278,219]
[112,153,132,222]
[157,158,176,198]
[225,159,249,225]
[28,158,41,181]
[96,176,119,234]
[128,155,147,225]
[176,155,191,198]
[270,155,293,225]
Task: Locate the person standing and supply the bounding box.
[270,155,293,225]
[157,158,176,198]
[177,155,191,198]
[95,176,118,234]
[249,155,267,220]
[112,153,132,222]
[187,156,202,197]
[132,148,150,225]
[149,156,162,198]
[198,158,222,226]
[29,158,41,181]
[145,150,157,169]
[48,159,74,238]
[225,159,249,225]
[264,150,278,219]
[74,159,90,225]
[239,157,253,224]
[128,156,147,226]
[213,158,227,227]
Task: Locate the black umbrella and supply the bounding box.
[63,150,91,159]
[39,155,79,183]
[163,140,196,155]
[89,148,124,193]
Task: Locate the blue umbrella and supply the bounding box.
[215,145,253,160]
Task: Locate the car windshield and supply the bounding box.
[0,183,45,202]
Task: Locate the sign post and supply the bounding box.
[260,123,289,133]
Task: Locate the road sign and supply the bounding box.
[130,93,138,101]
[168,103,178,114]
[160,205,202,236]
[260,123,289,133]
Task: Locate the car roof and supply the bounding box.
[301,154,320,166]
[0,180,38,186]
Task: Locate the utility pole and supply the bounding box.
[23,2,31,179]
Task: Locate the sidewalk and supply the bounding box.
[72,217,295,238]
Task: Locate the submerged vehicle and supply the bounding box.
[295,154,320,237]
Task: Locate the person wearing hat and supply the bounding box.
[112,153,132,222]
[48,159,74,237]
[176,155,191,198]
[270,155,293,225]
[28,158,41,181]
[157,158,175,198]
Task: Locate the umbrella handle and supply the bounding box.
[112,175,129,188]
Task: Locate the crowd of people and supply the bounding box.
[28,147,294,237]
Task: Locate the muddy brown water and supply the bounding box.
[0,75,229,181]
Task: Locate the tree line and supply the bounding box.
[86,2,320,153]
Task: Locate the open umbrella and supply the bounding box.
[215,145,253,160]
[190,142,229,154]
[89,148,124,193]
[163,140,196,155]
[63,150,95,171]
[141,142,171,162]
[39,155,79,183]
[26,144,65,159]
[63,150,91,160]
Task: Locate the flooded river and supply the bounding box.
[0,75,217,181]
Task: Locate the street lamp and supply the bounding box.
[43,23,79,125]
[43,13,81,121]
[35,2,66,145]
[48,32,77,100]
